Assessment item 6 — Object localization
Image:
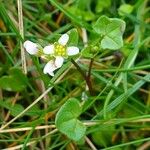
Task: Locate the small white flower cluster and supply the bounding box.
[24,34,79,76]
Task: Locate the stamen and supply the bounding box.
[54,42,66,56]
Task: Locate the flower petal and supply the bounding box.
[58,34,69,46]
[23,40,38,55]
[48,72,54,76]
[43,45,54,54]
[43,60,57,76]
[67,46,79,56]
[55,56,64,68]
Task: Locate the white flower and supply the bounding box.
[43,60,58,76]
[43,33,79,76]
[43,57,64,76]
[23,40,39,55]
[58,33,69,46]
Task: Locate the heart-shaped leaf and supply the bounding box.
[93,15,126,50]
[55,98,86,141]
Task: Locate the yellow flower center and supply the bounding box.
[54,43,66,56]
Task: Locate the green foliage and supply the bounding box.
[25,105,43,116]
[50,0,92,32]
[95,0,111,13]
[118,4,134,16]
[0,99,42,117]
[92,126,115,147]
[0,0,149,149]
[0,100,24,116]
[81,46,95,58]
[67,28,79,46]
[93,15,126,50]
[67,7,95,21]
[67,0,95,21]
[55,98,86,141]
[0,68,28,91]
[81,44,99,58]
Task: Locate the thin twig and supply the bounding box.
[81,28,90,100]
[36,129,45,150]
[137,141,150,150]
[1,118,150,134]
[2,129,58,150]
[0,125,55,133]
[17,0,27,74]
[81,28,88,47]
[3,93,19,123]
[0,87,52,130]
[41,81,50,148]
[85,136,97,150]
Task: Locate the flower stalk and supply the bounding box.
[71,59,93,95]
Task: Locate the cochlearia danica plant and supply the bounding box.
[24,15,126,141]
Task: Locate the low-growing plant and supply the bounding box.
[0,0,149,149]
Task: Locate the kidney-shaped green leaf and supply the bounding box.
[93,15,126,50]
[55,98,86,141]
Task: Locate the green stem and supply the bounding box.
[87,58,93,80]
[71,59,93,95]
